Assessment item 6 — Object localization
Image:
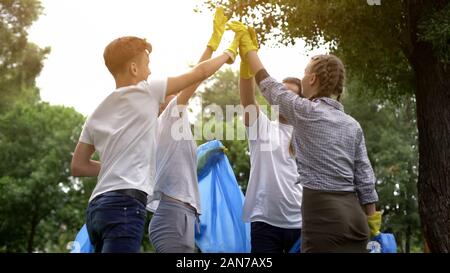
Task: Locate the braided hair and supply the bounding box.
[308,54,345,102]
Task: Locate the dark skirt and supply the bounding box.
[301,187,370,253]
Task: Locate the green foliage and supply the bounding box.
[343,81,421,252]
[195,68,270,192]
[0,0,50,112]
[196,68,241,115]
[0,102,87,252]
[418,4,450,64]
[203,0,420,102]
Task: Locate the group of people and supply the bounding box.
[71,7,382,253]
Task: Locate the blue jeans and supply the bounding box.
[86,191,147,253]
[251,221,301,253]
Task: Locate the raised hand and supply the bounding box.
[225,31,244,64]
[207,7,229,51]
[240,26,259,79]
[226,21,260,78]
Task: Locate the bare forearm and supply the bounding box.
[167,52,229,95]
[247,51,265,76]
[195,52,229,79]
[239,78,256,107]
[72,160,101,177]
[240,78,259,126]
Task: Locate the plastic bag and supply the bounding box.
[367,233,397,253]
[289,238,301,253]
[70,224,94,253]
[195,140,251,253]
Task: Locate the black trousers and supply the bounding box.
[251,221,301,253]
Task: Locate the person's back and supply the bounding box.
[244,111,303,253]
[238,43,303,252]
[147,96,201,253]
[84,80,166,202]
[149,97,200,213]
[293,97,367,194]
[245,114,301,228]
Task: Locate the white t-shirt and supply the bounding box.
[147,97,201,214]
[243,111,303,229]
[79,79,167,202]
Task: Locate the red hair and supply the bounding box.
[103,36,152,76]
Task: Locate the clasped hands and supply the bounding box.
[207,7,259,78]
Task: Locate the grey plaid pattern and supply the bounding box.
[259,77,378,204]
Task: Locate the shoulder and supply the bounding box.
[344,114,364,141]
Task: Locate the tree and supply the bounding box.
[344,80,421,252]
[195,69,270,191]
[0,0,50,113]
[197,68,242,114]
[195,69,250,189]
[0,102,86,252]
[205,0,450,252]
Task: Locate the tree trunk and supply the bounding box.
[27,212,39,253]
[412,40,450,252]
[406,225,411,253]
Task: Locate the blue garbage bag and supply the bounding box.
[70,224,94,253]
[289,238,301,253]
[195,140,251,253]
[367,233,397,253]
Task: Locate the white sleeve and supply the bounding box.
[79,121,93,145]
[147,77,168,103]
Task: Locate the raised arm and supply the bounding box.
[238,26,259,126]
[166,52,230,97]
[239,78,259,126]
[166,27,243,97]
[226,21,304,125]
[245,39,304,126]
[176,47,214,106]
[166,9,243,97]
[176,7,229,105]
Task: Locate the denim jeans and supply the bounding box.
[86,191,147,253]
[251,221,301,253]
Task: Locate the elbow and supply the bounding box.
[71,161,82,177]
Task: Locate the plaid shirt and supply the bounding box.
[259,76,378,204]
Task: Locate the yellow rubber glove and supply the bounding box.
[226,21,259,77]
[240,27,259,79]
[225,31,244,64]
[367,211,382,237]
[248,26,259,49]
[207,7,229,51]
[225,20,248,35]
[227,21,258,57]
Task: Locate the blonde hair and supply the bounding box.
[308,54,345,101]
